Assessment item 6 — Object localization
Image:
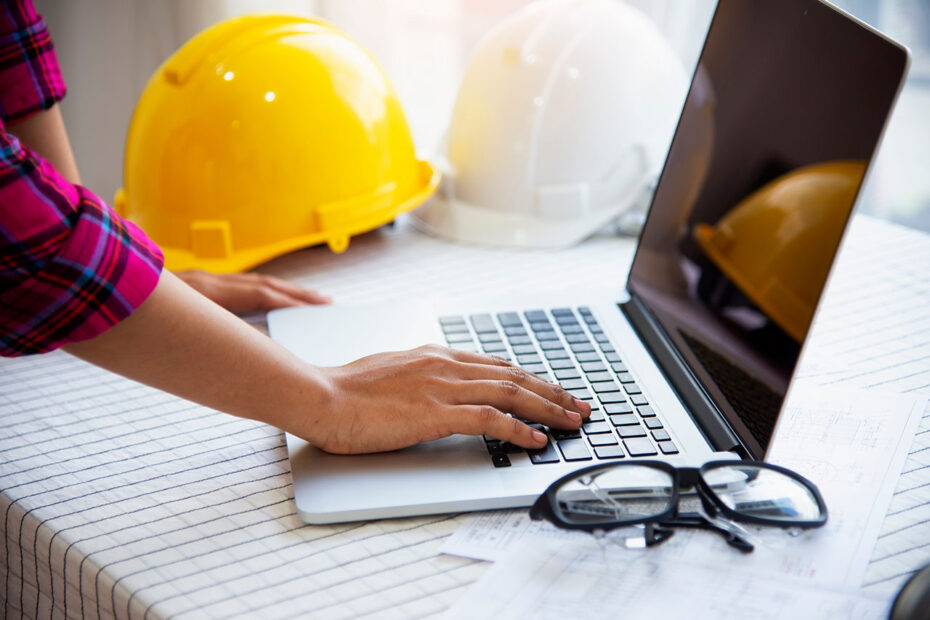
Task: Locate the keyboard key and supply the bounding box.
[617,424,647,438]
[560,378,587,391]
[592,382,620,394]
[500,442,524,454]
[644,418,664,430]
[524,310,548,322]
[544,348,570,360]
[568,388,594,401]
[450,342,478,352]
[594,445,625,459]
[549,358,576,370]
[587,410,605,422]
[528,440,561,464]
[470,314,497,333]
[491,454,512,467]
[589,434,619,447]
[486,442,505,456]
[440,315,466,325]
[594,333,611,344]
[551,307,574,317]
[539,339,566,350]
[624,437,658,457]
[578,306,592,315]
[507,335,532,346]
[558,438,593,461]
[570,342,596,353]
[535,330,559,341]
[497,312,523,327]
[529,321,553,333]
[658,440,679,455]
[478,331,504,343]
[517,354,542,365]
[609,413,639,426]
[624,383,642,395]
[652,429,671,442]
[637,405,656,418]
[482,341,507,353]
[582,421,612,435]
[442,323,469,334]
[598,392,627,404]
[554,368,581,380]
[586,371,613,383]
[504,325,528,337]
[581,361,607,373]
[445,332,474,344]
[611,362,629,373]
[588,324,604,334]
[631,395,649,406]
[616,372,635,383]
[512,344,538,356]
[550,428,582,440]
[561,324,584,335]
[599,344,616,353]
[604,402,634,415]
[605,352,622,363]
[576,352,601,363]
[522,363,548,374]
[565,333,589,343]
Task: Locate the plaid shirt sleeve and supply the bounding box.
[0,0,67,124]
[0,119,165,357]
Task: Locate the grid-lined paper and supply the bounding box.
[795,218,930,594]
[1,215,928,618]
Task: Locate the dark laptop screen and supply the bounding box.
[627,0,907,455]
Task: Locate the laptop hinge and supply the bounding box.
[620,295,749,458]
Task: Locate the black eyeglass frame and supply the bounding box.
[529,459,828,535]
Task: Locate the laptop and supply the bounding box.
[268,0,908,524]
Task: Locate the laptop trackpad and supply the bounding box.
[268,302,444,367]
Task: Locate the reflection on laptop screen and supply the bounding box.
[628,0,907,455]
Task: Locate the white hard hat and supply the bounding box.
[412,0,688,248]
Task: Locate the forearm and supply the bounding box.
[6,104,81,183]
[64,270,332,434]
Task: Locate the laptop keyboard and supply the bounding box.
[439,307,678,468]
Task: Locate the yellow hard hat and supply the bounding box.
[115,14,439,273]
[693,160,866,342]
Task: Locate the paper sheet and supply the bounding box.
[442,385,927,589]
[443,541,890,620]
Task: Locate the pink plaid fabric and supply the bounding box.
[0,0,164,356]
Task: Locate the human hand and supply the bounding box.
[175,269,331,313]
[301,345,591,454]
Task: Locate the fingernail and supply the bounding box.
[532,430,547,444]
[573,397,590,411]
[565,410,582,424]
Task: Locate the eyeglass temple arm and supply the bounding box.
[659,513,755,552]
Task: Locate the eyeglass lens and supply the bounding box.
[701,464,823,522]
[554,465,675,525]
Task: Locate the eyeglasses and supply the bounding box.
[529,460,827,552]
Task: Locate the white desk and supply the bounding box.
[1,215,928,619]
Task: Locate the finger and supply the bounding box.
[450,361,590,417]
[220,280,309,313]
[450,405,549,449]
[436,346,519,368]
[451,379,585,430]
[254,275,332,305]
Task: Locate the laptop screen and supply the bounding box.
[627,0,907,456]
